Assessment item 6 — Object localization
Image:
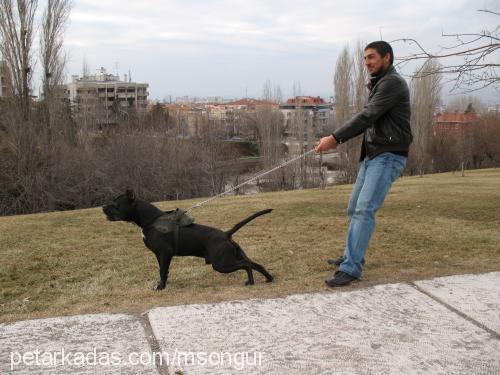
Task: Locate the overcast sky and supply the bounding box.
[60,0,499,104]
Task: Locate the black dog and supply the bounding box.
[102,190,274,290]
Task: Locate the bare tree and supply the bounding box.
[345,41,367,182]
[393,9,499,93]
[408,58,442,176]
[38,0,74,166]
[0,0,38,115]
[262,79,273,101]
[333,45,359,182]
[428,130,460,173]
[304,107,317,188]
[353,41,368,113]
[292,81,301,97]
[333,46,352,127]
[252,105,285,190]
[0,0,77,214]
[40,0,72,99]
[82,55,90,78]
[470,114,500,168]
[255,80,287,189]
[446,95,486,113]
[262,79,283,103]
[288,97,309,188]
[274,84,283,103]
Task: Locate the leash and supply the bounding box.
[186,149,318,212]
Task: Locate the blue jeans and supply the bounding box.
[338,152,407,279]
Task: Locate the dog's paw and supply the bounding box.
[266,277,274,283]
[153,283,166,291]
[245,280,255,286]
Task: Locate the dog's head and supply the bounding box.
[102,189,137,222]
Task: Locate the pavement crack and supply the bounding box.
[409,282,500,340]
[137,312,170,375]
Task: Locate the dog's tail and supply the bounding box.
[225,209,273,238]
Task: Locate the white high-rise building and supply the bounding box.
[66,67,149,124]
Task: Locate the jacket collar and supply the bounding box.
[367,65,395,90]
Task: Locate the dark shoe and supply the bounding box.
[327,256,345,266]
[325,270,358,287]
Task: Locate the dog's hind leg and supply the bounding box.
[229,262,256,286]
[212,260,255,286]
[233,245,272,283]
[249,261,274,283]
[243,263,255,286]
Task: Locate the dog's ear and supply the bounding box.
[126,189,136,202]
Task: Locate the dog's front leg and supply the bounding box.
[153,252,172,291]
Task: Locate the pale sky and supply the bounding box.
[58,0,499,104]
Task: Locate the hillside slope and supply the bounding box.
[1,169,499,323]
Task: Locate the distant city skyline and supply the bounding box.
[60,0,498,104]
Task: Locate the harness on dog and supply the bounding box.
[151,208,195,254]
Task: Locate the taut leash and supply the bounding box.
[186,149,317,212]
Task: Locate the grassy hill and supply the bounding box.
[1,169,499,323]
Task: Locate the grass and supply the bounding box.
[1,169,499,323]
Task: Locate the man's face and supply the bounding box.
[364,48,391,76]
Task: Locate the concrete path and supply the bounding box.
[1,272,499,374]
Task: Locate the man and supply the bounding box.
[315,41,412,287]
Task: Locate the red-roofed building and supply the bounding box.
[434,111,478,136]
[285,96,327,106]
[224,98,278,110]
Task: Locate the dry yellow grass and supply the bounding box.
[1,168,499,323]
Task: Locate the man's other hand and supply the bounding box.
[315,135,338,153]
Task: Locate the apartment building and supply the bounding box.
[164,103,210,138]
[66,67,148,124]
[279,96,333,137]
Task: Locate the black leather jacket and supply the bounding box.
[332,65,412,161]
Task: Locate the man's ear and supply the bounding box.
[383,52,391,65]
[126,189,135,202]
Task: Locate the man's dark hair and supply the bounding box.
[365,41,394,65]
